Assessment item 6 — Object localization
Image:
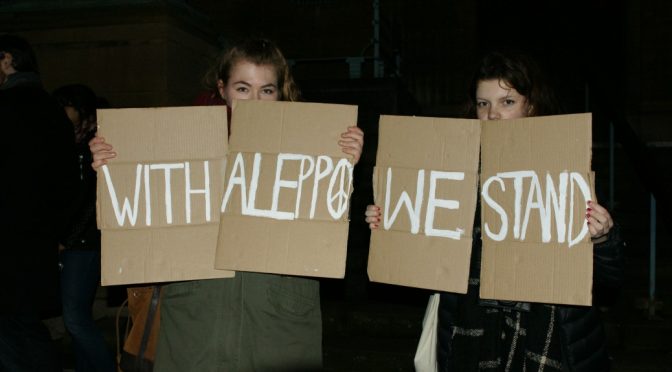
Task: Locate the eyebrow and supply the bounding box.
[231,81,251,87]
[502,91,521,100]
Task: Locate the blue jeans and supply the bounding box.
[60,250,115,372]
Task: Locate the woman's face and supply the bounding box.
[475,79,529,121]
[218,60,279,105]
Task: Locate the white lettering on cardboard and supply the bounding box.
[245,153,291,219]
[149,163,184,224]
[383,168,424,234]
[382,167,465,239]
[184,161,211,223]
[272,154,301,217]
[425,171,464,239]
[143,164,151,226]
[481,171,592,247]
[102,164,143,227]
[327,158,353,219]
[481,176,508,241]
[310,156,334,219]
[102,161,214,227]
[569,172,592,247]
[220,152,353,221]
[296,156,315,217]
[220,152,248,217]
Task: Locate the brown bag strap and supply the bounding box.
[115,298,130,368]
[137,285,162,363]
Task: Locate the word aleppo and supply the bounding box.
[102,152,352,227]
[382,169,591,247]
[220,152,353,221]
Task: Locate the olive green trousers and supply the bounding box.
[154,272,322,372]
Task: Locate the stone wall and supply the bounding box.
[1,1,219,108]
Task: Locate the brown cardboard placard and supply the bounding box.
[215,100,358,278]
[97,106,234,285]
[368,115,481,293]
[479,113,594,305]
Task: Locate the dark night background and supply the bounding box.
[2,0,671,370]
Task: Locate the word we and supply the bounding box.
[220,152,353,221]
[481,171,591,247]
[382,168,467,239]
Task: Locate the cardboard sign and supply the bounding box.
[215,100,358,278]
[479,113,594,305]
[97,106,234,285]
[368,115,482,293]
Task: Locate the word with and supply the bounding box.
[481,171,591,248]
[220,152,353,221]
[101,161,215,227]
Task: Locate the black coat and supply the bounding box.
[437,224,624,372]
[0,74,78,317]
[60,140,100,251]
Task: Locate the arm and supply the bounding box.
[593,223,625,290]
[587,201,625,289]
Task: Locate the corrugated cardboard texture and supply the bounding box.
[215,100,358,278]
[97,106,234,285]
[479,113,594,305]
[368,115,481,293]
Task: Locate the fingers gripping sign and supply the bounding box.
[365,204,381,229]
[339,126,364,165]
[89,135,116,170]
[586,200,613,243]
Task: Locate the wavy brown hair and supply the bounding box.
[203,38,300,102]
[465,50,564,118]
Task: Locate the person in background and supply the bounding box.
[90,37,364,371]
[365,50,624,372]
[0,34,78,372]
[53,84,116,372]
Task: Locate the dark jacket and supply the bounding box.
[437,224,624,372]
[0,72,78,317]
[60,139,101,251]
[557,225,624,371]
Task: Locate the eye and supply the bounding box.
[476,101,488,108]
[235,86,249,93]
[503,99,516,106]
[261,88,276,95]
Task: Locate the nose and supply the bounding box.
[487,107,500,120]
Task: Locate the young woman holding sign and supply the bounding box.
[91,38,363,371]
[365,50,623,372]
